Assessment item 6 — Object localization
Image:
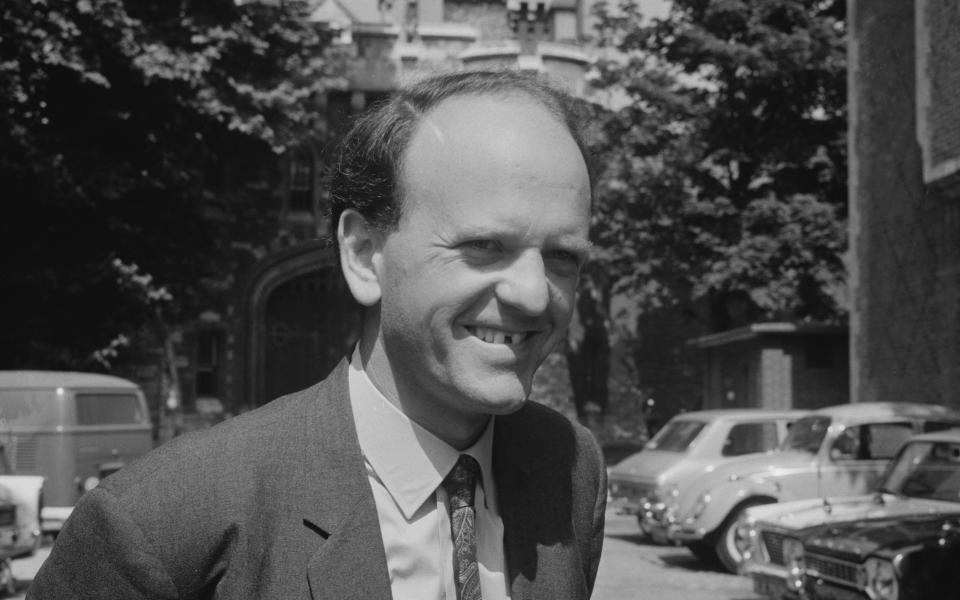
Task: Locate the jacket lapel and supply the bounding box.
[297,359,393,600]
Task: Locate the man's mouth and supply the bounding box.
[465,326,530,346]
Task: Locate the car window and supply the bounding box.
[75,393,144,425]
[781,416,831,453]
[830,422,913,461]
[722,422,780,456]
[0,389,60,427]
[646,420,706,452]
[885,440,960,502]
[923,421,960,433]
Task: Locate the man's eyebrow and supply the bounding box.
[552,237,594,257]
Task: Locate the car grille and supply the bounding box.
[761,531,786,565]
[0,504,16,527]
[7,435,37,472]
[805,552,861,587]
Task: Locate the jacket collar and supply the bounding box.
[298,359,568,600]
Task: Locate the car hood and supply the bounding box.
[608,450,685,484]
[804,511,960,561]
[754,495,960,532]
[688,450,814,490]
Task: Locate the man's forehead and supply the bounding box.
[411,92,563,145]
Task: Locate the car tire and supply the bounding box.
[713,499,773,574]
[686,540,719,566]
[636,515,648,534]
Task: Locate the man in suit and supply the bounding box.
[29,69,607,599]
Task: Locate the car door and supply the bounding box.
[817,421,914,497]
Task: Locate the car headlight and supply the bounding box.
[782,538,804,593]
[80,476,100,493]
[689,492,711,522]
[864,558,899,600]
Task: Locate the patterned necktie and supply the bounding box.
[442,454,483,600]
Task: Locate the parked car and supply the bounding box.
[0,495,20,596]
[608,409,803,542]
[659,402,960,572]
[0,443,43,558]
[796,429,960,600]
[0,371,153,533]
[741,428,960,599]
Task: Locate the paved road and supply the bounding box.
[595,509,762,600]
[7,510,763,599]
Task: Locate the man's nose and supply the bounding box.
[495,250,550,315]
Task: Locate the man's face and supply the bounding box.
[366,93,591,443]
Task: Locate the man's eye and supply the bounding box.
[545,249,581,265]
[462,240,502,252]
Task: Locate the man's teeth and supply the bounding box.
[469,326,528,345]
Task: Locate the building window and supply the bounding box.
[196,330,223,397]
[289,148,314,213]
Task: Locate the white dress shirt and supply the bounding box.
[348,351,511,600]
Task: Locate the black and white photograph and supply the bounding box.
[2,0,958,598]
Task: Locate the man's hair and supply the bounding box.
[328,69,592,234]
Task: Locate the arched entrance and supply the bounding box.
[239,241,362,407]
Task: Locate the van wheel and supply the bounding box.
[713,499,773,574]
[0,559,15,596]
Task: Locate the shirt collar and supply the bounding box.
[348,348,497,520]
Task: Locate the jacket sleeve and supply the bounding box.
[27,486,181,600]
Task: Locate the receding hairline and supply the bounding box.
[391,88,592,220]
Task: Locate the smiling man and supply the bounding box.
[30,70,607,600]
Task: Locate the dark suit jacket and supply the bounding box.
[28,359,607,599]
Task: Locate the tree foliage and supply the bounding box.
[566,0,848,419]
[0,0,345,368]
[592,0,848,322]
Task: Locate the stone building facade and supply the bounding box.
[848,0,960,409]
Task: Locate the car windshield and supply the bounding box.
[780,416,831,453]
[645,419,706,452]
[883,440,960,502]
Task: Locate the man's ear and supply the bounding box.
[338,209,384,307]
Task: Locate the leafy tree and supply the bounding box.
[0,0,345,368]
[565,0,848,420]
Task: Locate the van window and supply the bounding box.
[0,390,60,427]
[76,394,144,425]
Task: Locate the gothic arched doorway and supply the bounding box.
[239,241,362,407]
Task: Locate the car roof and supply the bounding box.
[902,427,960,444]
[806,402,960,421]
[0,370,140,390]
[668,408,807,422]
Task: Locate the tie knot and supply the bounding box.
[442,454,481,510]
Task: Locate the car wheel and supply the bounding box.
[686,541,719,566]
[636,514,648,534]
[714,499,773,574]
